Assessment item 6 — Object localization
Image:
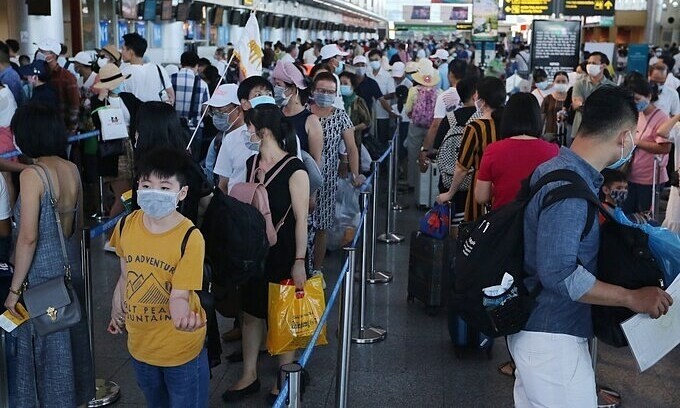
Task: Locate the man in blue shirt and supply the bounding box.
[0,43,22,105]
[510,85,673,408]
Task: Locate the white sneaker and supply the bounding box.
[104,240,116,253]
[311,270,326,289]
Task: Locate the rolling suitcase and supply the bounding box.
[407,231,452,316]
[417,161,439,210]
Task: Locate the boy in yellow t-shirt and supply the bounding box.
[107,148,208,408]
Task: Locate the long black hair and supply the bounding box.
[135,101,189,161]
[500,93,542,139]
[245,103,298,156]
[476,76,505,124]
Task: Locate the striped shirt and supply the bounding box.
[457,118,499,221]
[171,68,209,123]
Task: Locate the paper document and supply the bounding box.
[0,303,29,333]
[621,276,680,372]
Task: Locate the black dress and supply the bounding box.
[240,153,307,319]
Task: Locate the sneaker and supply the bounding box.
[311,270,326,289]
[104,240,116,253]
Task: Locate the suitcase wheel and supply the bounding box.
[407,294,415,304]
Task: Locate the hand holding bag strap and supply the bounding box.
[34,163,72,280]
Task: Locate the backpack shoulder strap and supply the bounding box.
[181,226,199,257]
[541,184,601,240]
[263,156,297,188]
[188,74,200,119]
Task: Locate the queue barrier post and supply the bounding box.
[335,247,356,408]
[352,191,386,345]
[0,331,7,407]
[278,363,302,408]
[82,228,120,407]
[92,176,108,222]
[390,123,408,212]
[367,161,393,285]
[377,139,404,244]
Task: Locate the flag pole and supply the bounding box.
[186,5,261,150]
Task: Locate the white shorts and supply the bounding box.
[508,330,597,408]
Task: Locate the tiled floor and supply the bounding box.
[89,182,679,407]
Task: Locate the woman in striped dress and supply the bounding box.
[436,76,506,222]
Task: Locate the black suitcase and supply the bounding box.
[407,231,453,316]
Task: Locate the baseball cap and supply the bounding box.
[205,84,240,107]
[353,55,368,65]
[34,39,61,55]
[17,60,50,81]
[430,49,450,61]
[391,62,406,78]
[69,51,95,66]
[319,44,348,61]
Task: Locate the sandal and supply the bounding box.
[497,361,515,378]
[597,386,621,408]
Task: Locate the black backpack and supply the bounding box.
[200,188,269,286]
[555,187,666,348]
[452,170,597,337]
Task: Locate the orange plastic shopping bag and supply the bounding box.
[267,275,328,355]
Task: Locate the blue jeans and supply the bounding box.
[132,348,209,408]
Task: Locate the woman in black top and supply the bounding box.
[222,104,310,403]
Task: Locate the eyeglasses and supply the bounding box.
[314,89,336,95]
[209,106,239,118]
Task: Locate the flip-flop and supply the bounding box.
[497,361,515,378]
[597,386,621,408]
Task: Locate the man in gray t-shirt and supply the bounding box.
[571,52,615,140]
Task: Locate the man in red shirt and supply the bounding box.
[35,39,80,133]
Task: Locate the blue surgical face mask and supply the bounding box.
[355,67,366,77]
[212,107,239,132]
[340,85,353,96]
[536,81,550,91]
[369,60,381,71]
[314,92,335,108]
[335,61,344,75]
[249,95,276,108]
[636,99,649,112]
[137,189,179,219]
[273,85,286,106]
[243,130,261,152]
[607,130,636,170]
[609,189,628,207]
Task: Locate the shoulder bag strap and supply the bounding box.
[263,156,298,231]
[188,74,200,119]
[181,226,198,257]
[156,65,167,92]
[33,163,71,280]
[637,109,662,142]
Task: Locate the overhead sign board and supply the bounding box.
[530,20,581,79]
[503,0,553,15]
[562,0,615,16]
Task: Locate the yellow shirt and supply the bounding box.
[110,210,206,367]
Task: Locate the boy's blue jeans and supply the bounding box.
[132,348,209,408]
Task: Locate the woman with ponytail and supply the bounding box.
[222,103,310,403]
[436,76,506,222]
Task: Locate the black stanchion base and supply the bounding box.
[377,232,405,244]
[368,271,393,284]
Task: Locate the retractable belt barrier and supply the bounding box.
[0,130,101,159]
[275,130,399,408]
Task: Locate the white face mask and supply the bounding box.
[553,83,569,93]
[586,64,602,77]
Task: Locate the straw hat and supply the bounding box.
[404,61,419,74]
[411,59,440,87]
[95,44,122,63]
[92,63,130,91]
